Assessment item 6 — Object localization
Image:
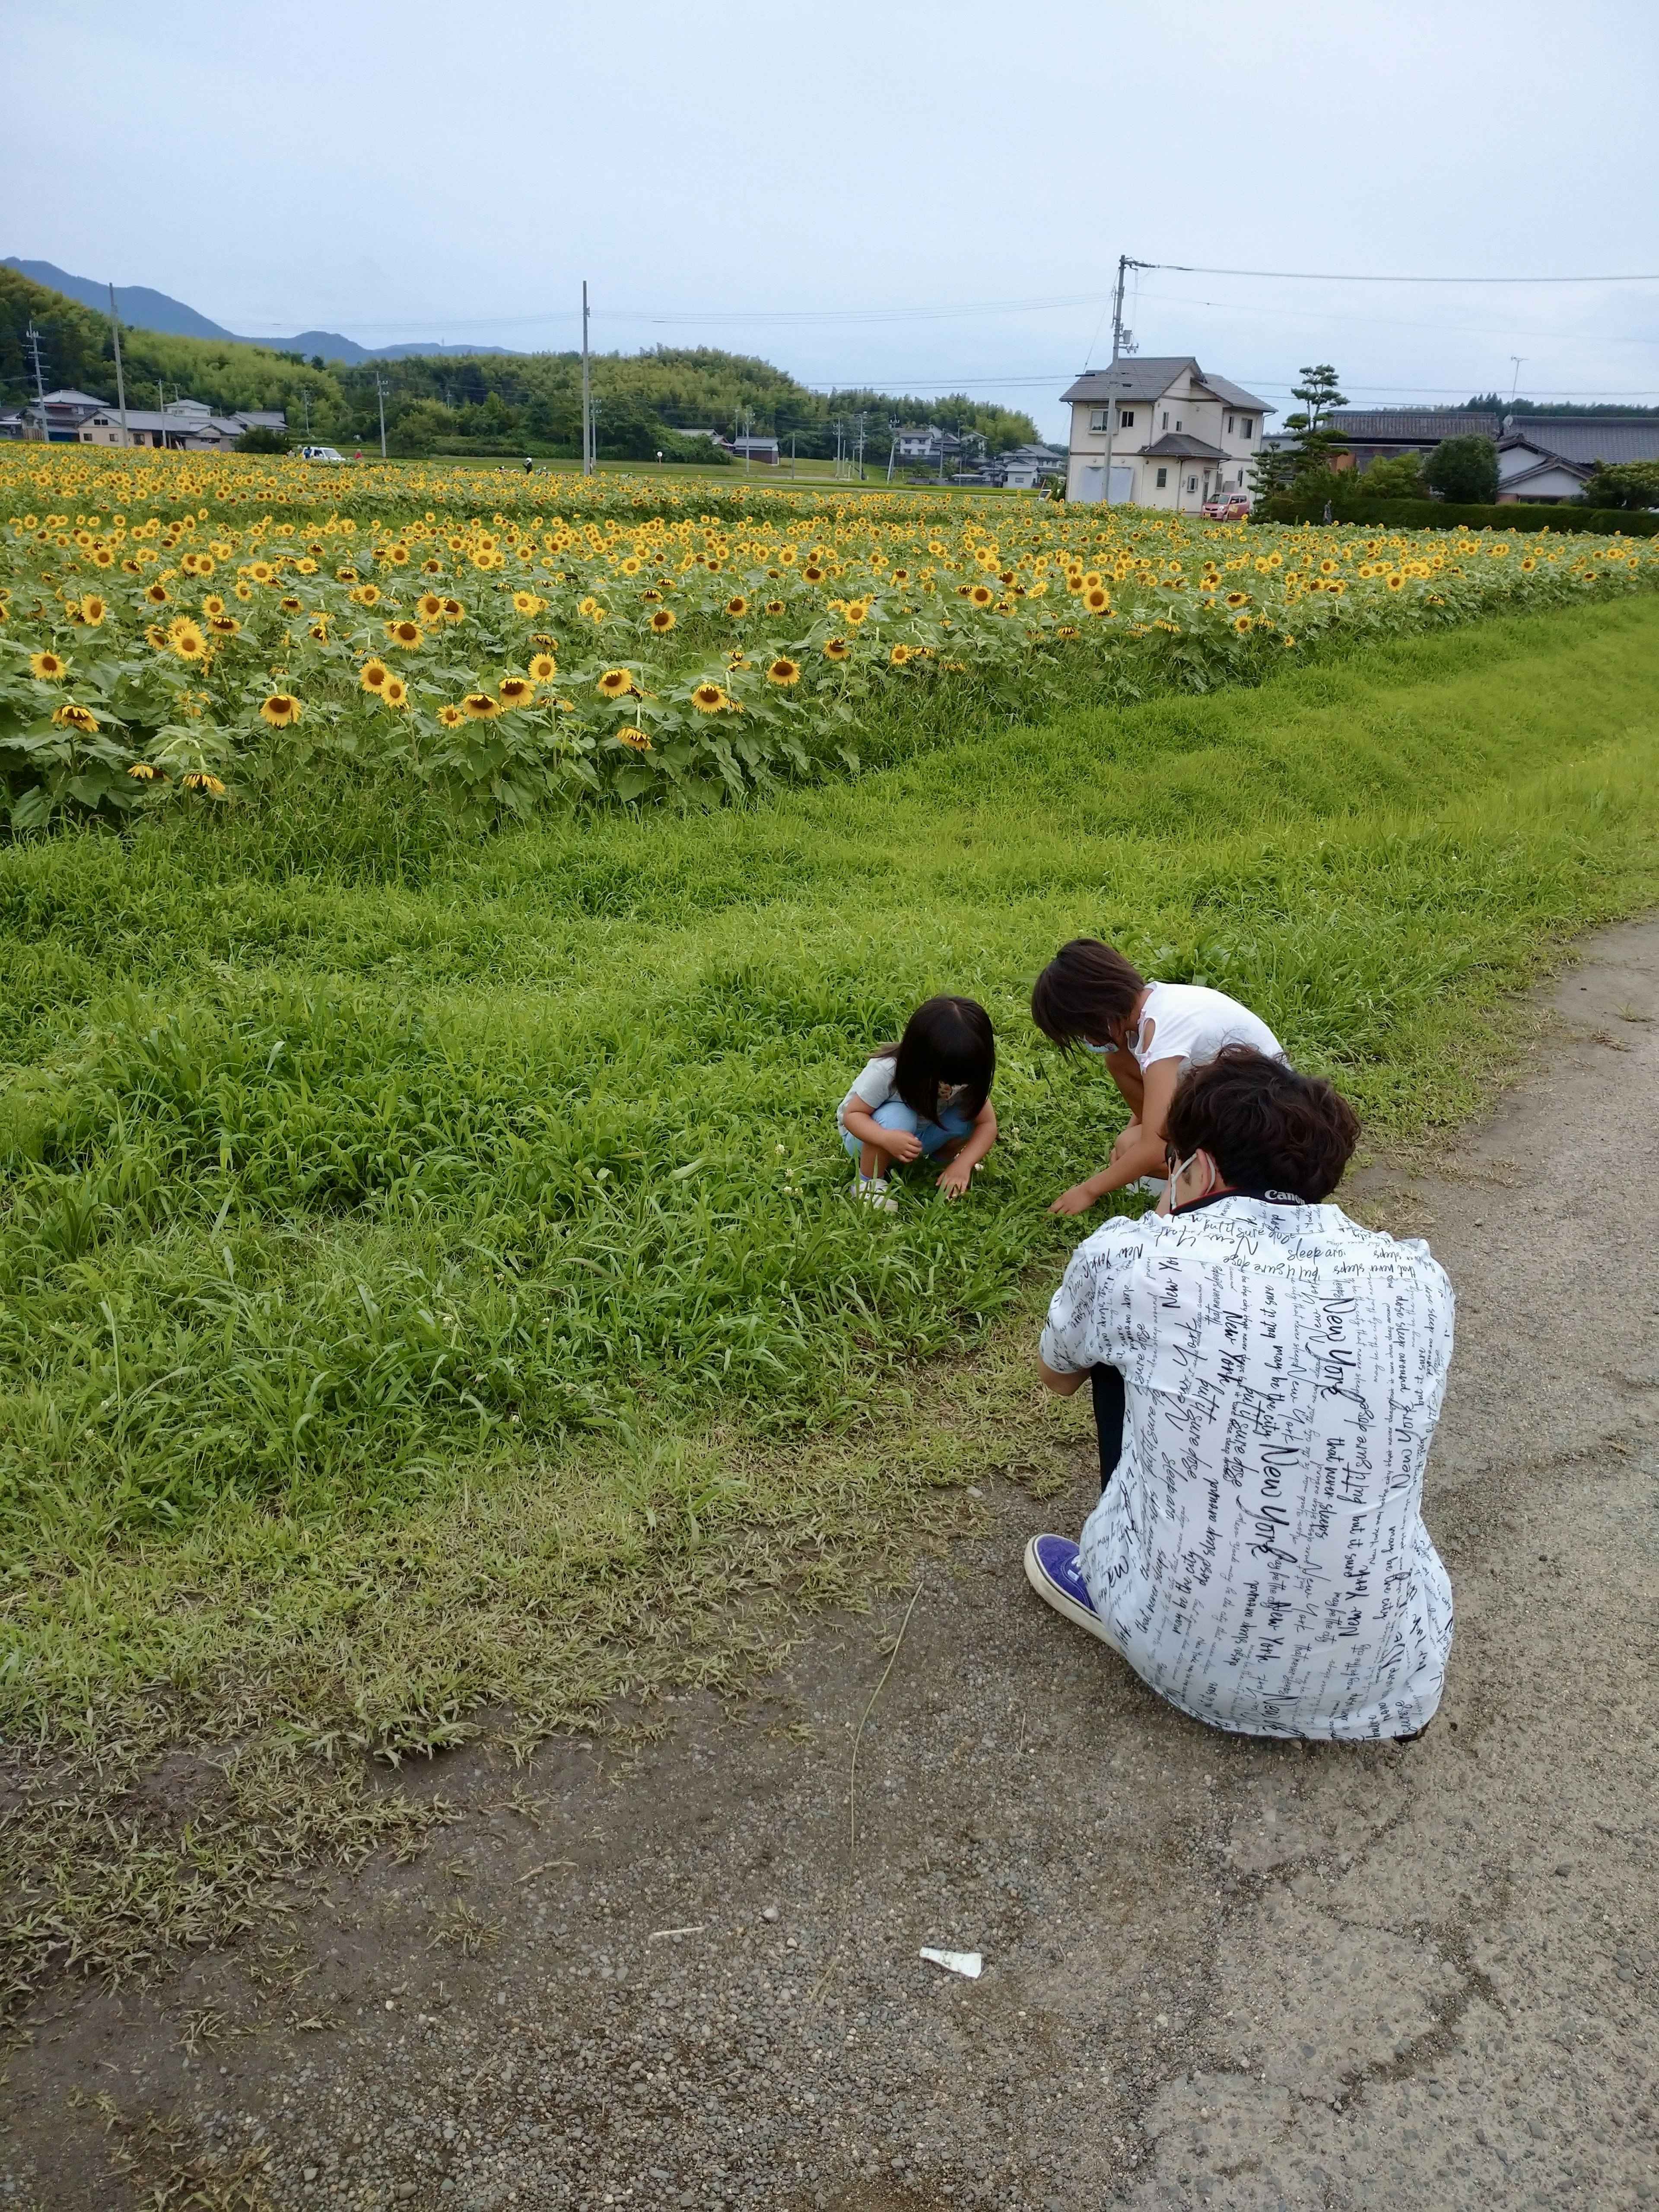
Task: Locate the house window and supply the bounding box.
[1240,417,1253,440]
[1118,408,1135,429]
[1155,466,1168,488]
[1087,407,1109,432]
[1237,469,1245,486]
[1186,475,1198,493]
[1226,413,1235,434]
[1162,412,1169,429]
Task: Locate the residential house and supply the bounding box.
[1062,359,1271,509]
[1495,415,1659,503]
[996,442,1068,491]
[728,434,780,465]
[1325,410,1500,474]
[1,391,286,449]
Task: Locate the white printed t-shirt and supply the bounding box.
[1130,981,1284,1075]
[1040,1198,1455,1741]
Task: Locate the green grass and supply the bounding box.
[3,593,1659,1996]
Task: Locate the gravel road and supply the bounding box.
[4,921,1657,2212]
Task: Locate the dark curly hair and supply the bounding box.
[1165,1046,1359,1202]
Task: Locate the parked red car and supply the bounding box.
[1201,493,1252,520]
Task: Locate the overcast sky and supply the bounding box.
[8,0,1658,438]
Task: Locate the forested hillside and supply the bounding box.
[0,266,1039,459]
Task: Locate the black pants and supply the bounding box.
[1091,1363,1126,1493]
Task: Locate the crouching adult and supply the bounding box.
[1025,1046,1455,1742]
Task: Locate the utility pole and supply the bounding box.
[1095,254,1144,507]
[375,373,388,458]
[886,419,898,483]
[107,285,129,445]
[581,281,593,475]
[300,385,311,435]
[25,322,48,440]
[1509,355,1526,403]
[854,412,866,480]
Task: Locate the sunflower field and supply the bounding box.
[2,447,1656,831]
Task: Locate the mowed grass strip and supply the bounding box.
[2,594,1658,1760]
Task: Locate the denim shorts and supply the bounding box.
[842,1097,974,1160]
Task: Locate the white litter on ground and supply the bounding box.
[919,1947,982,1979]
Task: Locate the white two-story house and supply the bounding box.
[1062,357,1272,509]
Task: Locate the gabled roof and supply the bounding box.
[1062,356,1270,413]
[1497,451,1592,489]
[1500,417,1659,466]
[39,388,110,409]
[1142,432,1225,461]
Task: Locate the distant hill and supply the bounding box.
[3,258,506,364]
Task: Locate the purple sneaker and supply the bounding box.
[1023,1534,1114,1644]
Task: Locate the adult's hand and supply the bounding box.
[1049,1182,1099,1216]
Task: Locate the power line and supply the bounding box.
[1143,261,1659,286]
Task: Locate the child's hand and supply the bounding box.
[936,1155,974,1199]
[1049,1182,1098,1216]
[886,1131,924,1164]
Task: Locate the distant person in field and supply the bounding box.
[1032,939,1285,1215]
[1025,1047,1456,1742]
[838,996,998,1209]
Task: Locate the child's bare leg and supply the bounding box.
[860,1139,900,1178]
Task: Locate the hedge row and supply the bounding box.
[1254,495,1659,537]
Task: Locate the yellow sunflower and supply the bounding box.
[181,772,228,794]
[614,727,653,752]
[360,659,391,693]
[437,704,467,728]
[381,676,409,709]
[463,693,500,719]
[388,619,423,650]
[442,597,465,623]
[528,652,557,682]
[969,585,995,608]
[208,615,240,636]
[845,599,870,625]
[597,667,636,699]
[417,593,445,621]
[52,701,99,732]
[512,590,543,616]
[29,649,68,680]
[725,596,749,619]
[79,594,107,626]
[822,638,850,662]
[260,693,301,726]
[170,623,208,661]
[280,594,303,614]
[127,761,162,781]
[766,656,801,686]
[649,608,676,634]
[1083,586,1110,614]
[690,682,729,712]
[144,581,170,605]
[499,677,535,708]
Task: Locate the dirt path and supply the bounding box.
[5,922,1658,2212]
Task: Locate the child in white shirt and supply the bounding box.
[1030,938,1284,1215]
[839,995,999,1206]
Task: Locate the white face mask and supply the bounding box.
[1166,1151,1206,1207]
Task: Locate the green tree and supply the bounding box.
[1424,435,1500,505]
[1252,363,1350,505]
[1359,451,1427,499]
[1579,460,1659,511]
[235,425,289,454]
